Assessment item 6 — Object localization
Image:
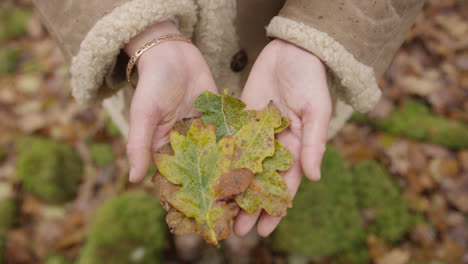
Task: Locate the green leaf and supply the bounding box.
[154,119,253,246]
[194,90,256,140]
[275,117,290,133]
[231,102,282,173]
[236,141,293,216]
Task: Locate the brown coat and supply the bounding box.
[32,0,425,138]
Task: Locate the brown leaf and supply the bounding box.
[166,208,196,236]
[213,168,253,199]
[457,150,468,171]
[376,249,410,264]
[441,175,468,213]
[438,157,460,178]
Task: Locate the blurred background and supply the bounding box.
[1,0,468,263]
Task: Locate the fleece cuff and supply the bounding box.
[266,16,381,113]
[70,0,197,106]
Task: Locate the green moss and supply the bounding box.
[88,143,114,167]
[0,47,20,76]
[352,160,413,243]
[335,245,369,264]
[0,199,17,264]
[45,254,72,264]
[106,120,120,137]
[0,148,7,163]
[0,199,16,233]
[0,237,4,264]
[351,102,468,149]
[16,136,83,204]
[78,192,167,264]
[0,7,31,41]
[270,147,366,259]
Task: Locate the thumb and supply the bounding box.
[301,103,331,181]
[127,83,162,183]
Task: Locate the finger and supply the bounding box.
[301,103,331,181]
[257,155,303,237]
[233,210,261,237]
[127,83,162,183]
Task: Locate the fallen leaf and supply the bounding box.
[165,207,196,236]
[194,93,292,217]
[194,90,255,140]
[16,74,41,94]
[456,53,468,71]
[231,102,282,173]
[435,237,465,261]
[376,248,410,264]
[410,224,436,247]
[436,14,468,38]
[427,194,449,231]
[367,234,391,261]
[236,141,292,217]
[154,119,253,245]
[385,140,410,175]
[457,150,468,171]
[274,117,290,133]
[399,72,440,96]
[438,157,460,178]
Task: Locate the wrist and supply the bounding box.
[270,39,325,70]
[124,20,181,59]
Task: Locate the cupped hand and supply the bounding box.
[124,21,218,183]
[234,39,332,237]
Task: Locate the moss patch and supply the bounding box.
[351,102,468,149]
[0,47,20,76]
[106,120,120,137]
[0,199,16,233]
[16,136,83,204]
[334,245,370,264]
[88,142,114,167]
[270,146,366,259]
[0,199,17,264]
[45,254,72,264]
[0,6,31,41]
[78,192,166,264]
[352,160,413,243]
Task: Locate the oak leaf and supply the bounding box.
[231,102,283,173]
[153,119,253,246]
[194,90,256,140]
[236,141,293,217]
[275,117,290,133]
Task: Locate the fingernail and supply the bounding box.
[129,167,137,183]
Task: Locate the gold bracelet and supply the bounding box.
[126,34,192,88]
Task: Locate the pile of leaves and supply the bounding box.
[152,91,292,246]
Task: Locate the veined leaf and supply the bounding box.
[194,90,256,140]
[236,141,293,217]
[275,117,290,133]
[153,119,253,246]
[231,102,283,173]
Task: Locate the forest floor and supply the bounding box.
[1,0,468,263]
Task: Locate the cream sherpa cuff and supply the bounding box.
[70,0,197,106]
[267,16,381,113]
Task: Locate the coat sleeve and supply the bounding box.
[32,0,197,105]
[266,0,425,113]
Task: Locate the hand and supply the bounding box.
[124,21,218,183]
[234,39,332,237]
